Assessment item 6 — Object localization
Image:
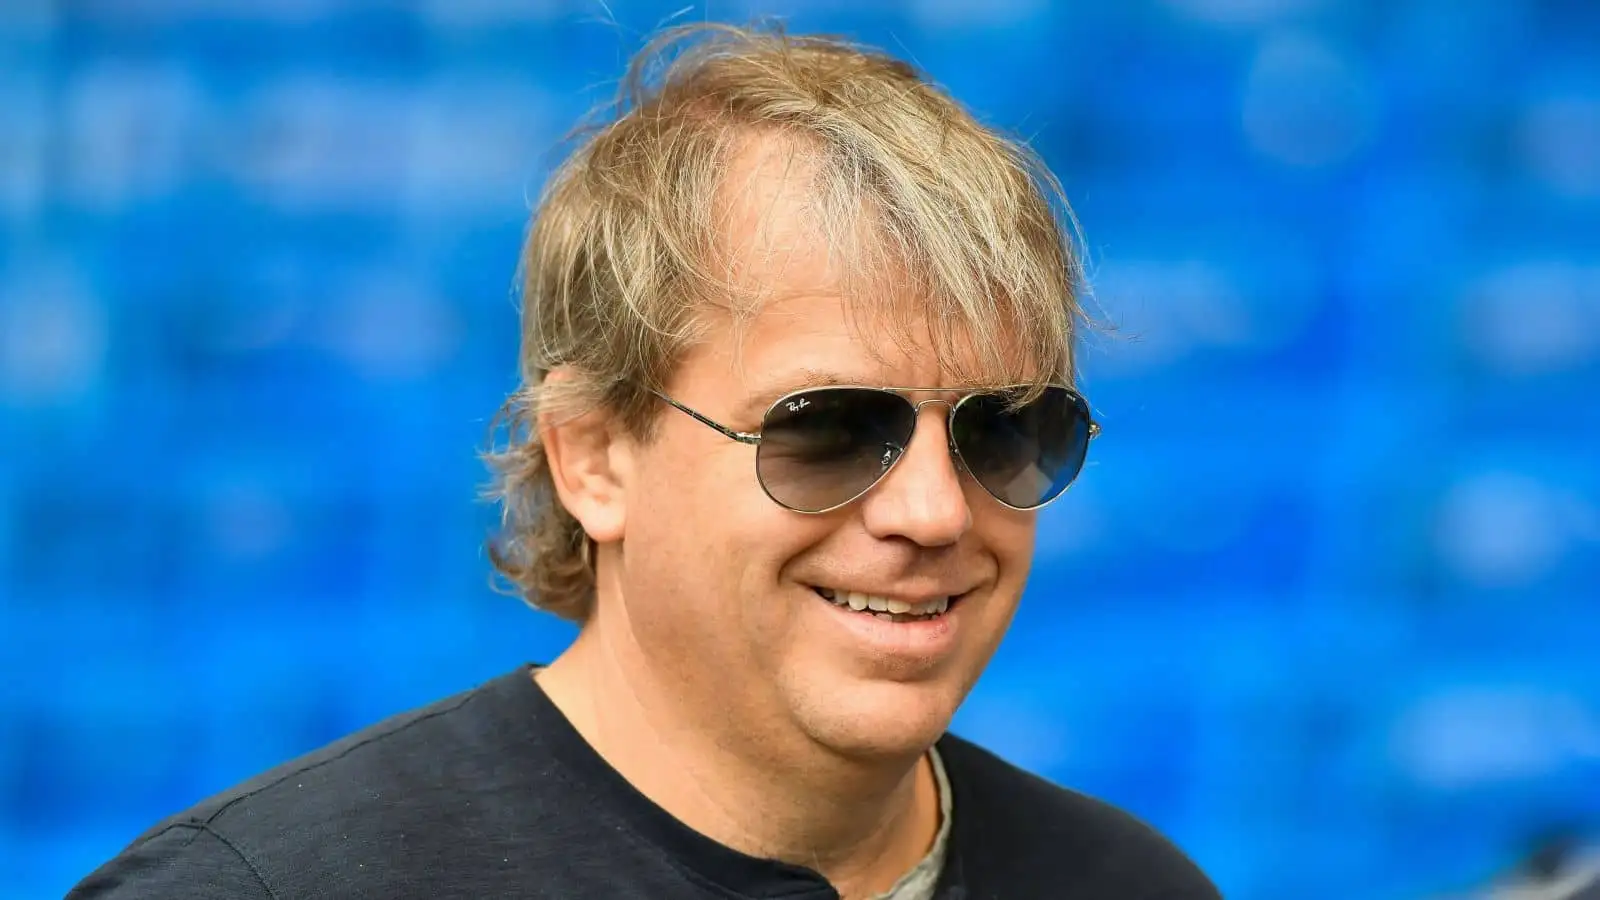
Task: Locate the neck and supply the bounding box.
[536,601,941,898]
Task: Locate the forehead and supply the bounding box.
[726,292,1023,391]
[701,135,1053,391]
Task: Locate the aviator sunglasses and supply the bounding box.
[652,384,1100,514]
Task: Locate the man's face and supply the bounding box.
[610,146,1038,761]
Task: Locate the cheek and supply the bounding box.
[623,439,822,633]
[627,441,742,573]
[980,506,1038,587]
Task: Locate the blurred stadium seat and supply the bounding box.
[1,1,1596,898]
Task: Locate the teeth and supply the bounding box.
[816,588,954,619]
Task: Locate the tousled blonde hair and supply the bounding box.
[485,22,1090,622]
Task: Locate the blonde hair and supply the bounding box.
[485,22,1089,622]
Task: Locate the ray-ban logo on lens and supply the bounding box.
[786,398,810,412]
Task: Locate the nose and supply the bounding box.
[859,402,972,547]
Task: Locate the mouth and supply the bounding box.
[809,586,962,623]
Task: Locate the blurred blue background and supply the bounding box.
[2,0,1597,897]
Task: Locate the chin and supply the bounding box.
[794,676,964,761]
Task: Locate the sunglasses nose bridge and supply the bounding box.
[896,397,969,478]
[905,396,957,442]
[908,396,955,416]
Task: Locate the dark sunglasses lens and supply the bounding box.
[951,387,1092,509]
[756,388,917,512]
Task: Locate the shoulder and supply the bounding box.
[69,822,275,899]
[938,735,1220,900]
[71,670,535,898]
[173,675,497,833]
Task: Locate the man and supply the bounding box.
[73,23,1220,899]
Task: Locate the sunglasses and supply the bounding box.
[652,384,1100,514]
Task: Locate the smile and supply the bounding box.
[810,586,958,622]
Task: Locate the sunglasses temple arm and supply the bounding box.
[653,391,761,445]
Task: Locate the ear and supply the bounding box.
[539,369,631,545]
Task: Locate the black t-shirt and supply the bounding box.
[69,665,1220,899]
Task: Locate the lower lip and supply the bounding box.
[811,590,964,660]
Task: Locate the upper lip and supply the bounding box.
[810,584,976,604]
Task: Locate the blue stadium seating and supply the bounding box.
[2,1,1597,898]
